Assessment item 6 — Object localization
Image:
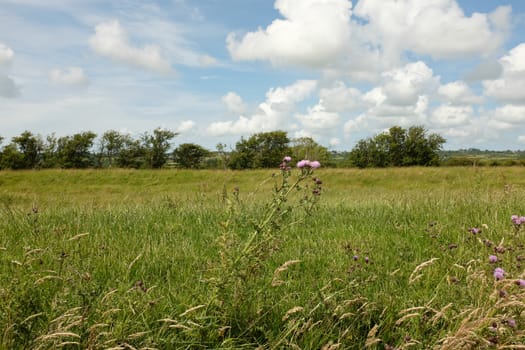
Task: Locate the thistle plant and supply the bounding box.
[206,157,323,335]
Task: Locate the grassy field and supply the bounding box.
[1,167,525,349]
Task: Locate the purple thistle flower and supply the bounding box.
[494,267,505,280]
[468,227,481,234]
[507,318,517,328]
[511,215,525,225]
[364,256,369,264]
[489,255,498,263]
[309,160,321,169]
[296,159,310,168]
[515,279,525,288]
[353,255,358,261]
[283,156,292,163]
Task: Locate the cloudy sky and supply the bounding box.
[1,0,525,151]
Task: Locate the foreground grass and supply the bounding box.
[1,167,525,349]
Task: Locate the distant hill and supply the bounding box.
[439,149,525,166]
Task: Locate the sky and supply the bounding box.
[1,0,525,151]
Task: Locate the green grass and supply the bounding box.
[1,167,525,349]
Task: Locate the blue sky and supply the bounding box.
[1,0,525,151]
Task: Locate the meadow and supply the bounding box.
[1,166,525,349]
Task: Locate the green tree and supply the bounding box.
[116,137,146,169]
[290,137,332,165]
[142,128,178,168]
[216,143,230,169]
[11,131,43,169]
[0,143,24,169]
[98,130,130,167]
[387,126,406,166]
[403,126,445,166]
[173,143,210,168]
[0,131,43,169]
[229,131,290,169]
[349,125,445,168]
[57,131,97,168]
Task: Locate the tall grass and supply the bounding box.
[1,166,525,348]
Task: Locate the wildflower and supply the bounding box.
[296,159,310,168]
[511,215,525,226]
[283,156,292,163]
[515,279,525,288]
[468,227,481,234]
[507,318,517,328]
[353,255,358,261]
[296,159,321,169]
[489,255,498,263]
[309,160,321,169]
[494,245,506,254]
[494,267,505,281]
[364,256,369,264]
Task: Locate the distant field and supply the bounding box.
[1,167,525,349]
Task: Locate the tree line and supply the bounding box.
[0,126,447,170]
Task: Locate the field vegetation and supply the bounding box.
[1,165,525,349]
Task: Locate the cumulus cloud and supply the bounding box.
[340,61,438,138]
[49,67,89,86]
[464,59,503,82]
[222,92,246,114]
[438,81,482,105]
[380,61,439,106]
[319,81,363,111]
[483,44,525,104]
[0,43,20,98]
[89,20,173,74]
[430,105,473,127]
[296,101,341,130]
[0,44,14,66]
[353,0,510,60]
[492,104,525,124]
[176,120,195,133]
[0,75,20,98]
[207,80,317,136]
[227,0,352,67]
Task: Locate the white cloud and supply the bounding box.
[176,120,195,133]
[49,67,89,86]
[493,105,525,124]
[227,0,352,67]
[0,75,20,98]
[207,80,317,136]
[0,44,14,66]
[296,101,341,130]
[430,105,473,127]
[353,0,509,60]
[198,54,217,67]
[329,138,340,147]
[222,92,246,114]
[343,114,368,135]
[483,44,525,104]
[319,81,363,111]
[89,19,173,74]
[0,43,19,98]
[381,61,438,106]
[438,81,482,105]
[464,60,503,82]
